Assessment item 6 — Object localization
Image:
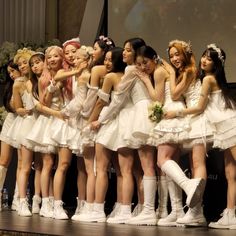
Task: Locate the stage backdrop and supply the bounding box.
[108,0,236,83]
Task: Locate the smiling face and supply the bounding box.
[92,42,104,63]
[169,46,185,70]
[64,44,78,66]
[104,51,113,72]
[136,55,156,75]
[200,51,214,74]
[123,42,135,65]
[47,48,62,71]
[17,57,30,76]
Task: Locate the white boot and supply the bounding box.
[71,202,93,221]
[128,176,157,225]
[107,202,121,219]
[0,166,7,211]
[39,197,54,218]
[106,204,132,224]
[32,195,41,214]
[158,178,184,226]
[11,182,19,211]
[177,202,207,226]
[209,208,236,229]
[18,198,32,217]
[78,202,106,223]
[131,203,143,217]
[74,197,85,215]
[161,160,204,208]
[53,200,68,220]
[156,176,168,220]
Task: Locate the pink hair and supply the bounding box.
[39,46,63,103]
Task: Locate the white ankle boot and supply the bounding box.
[32,195,41,214]
[161,160,204,208]
[71,202,93,221]
[40,197,54,218]
[53,200,68,220]
[78,203,106,223]
[158,178,184,227]
[18,198,32,217]
[132,203,143,217]
[74,197,85,215]
[0,166,7,211]
[127,176,157,226]
[176,203,207,226]
[107,202,121,219]
[107,204,132,224]
[209,208,236,229]
[156,175,168,220]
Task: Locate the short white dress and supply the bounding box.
[204,90,236,150]
[148,81,189,146]
[182,79,214,149]
[0,112,18,148]
[7,91,38,151]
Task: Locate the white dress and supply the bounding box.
[148,81,189,146]
[0,112,18,148]
[26,90,63,154]
[204,90,236,150]
[49,76,78,148]
[7,90,38,151]
[182,79,214,149]
[97,65,153,150]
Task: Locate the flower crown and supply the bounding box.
[207,43,224,64]
[168,39,192,54]
[99,35,113,46]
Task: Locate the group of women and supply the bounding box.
[0,35,235,230]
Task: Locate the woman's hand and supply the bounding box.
[164,110,177,119]
[90,120,101,130]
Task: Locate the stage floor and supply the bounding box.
[0,210,235,236]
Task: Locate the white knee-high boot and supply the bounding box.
[127,176,157,225]
[158,176,184,226]
[161,160,204,208]
[156,175,168,219]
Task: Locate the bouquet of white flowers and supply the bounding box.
[148,101,163,123]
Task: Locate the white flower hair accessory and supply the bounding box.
[99,35,113,46]
[168,39,192,54]
[207,43,224,64]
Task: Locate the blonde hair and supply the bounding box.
[14,48,35,64]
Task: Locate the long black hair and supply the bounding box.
[199,45,235,109]
[3,60,19,112]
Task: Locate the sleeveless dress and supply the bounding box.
[204,90,236,150]
[49,76,78,148]
[148,81,189,146]
[0,112,18,148]
[26,88,63,154]
[182,79,214,149]
[7,90,38,151]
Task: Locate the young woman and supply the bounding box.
[160,40,214,227]
[73,47,126,222]
[165,44,236,230]
[26,47,64,218]
[0,60,22,211]
[6,48,36,217]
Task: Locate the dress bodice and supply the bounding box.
[130,79,150,104]
[183,79,201,107]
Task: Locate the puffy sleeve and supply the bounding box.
[80,83,99,118]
